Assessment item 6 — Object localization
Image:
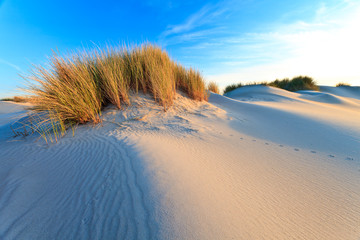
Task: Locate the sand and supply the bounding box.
[0,86,359,239]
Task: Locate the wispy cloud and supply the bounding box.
[0,58,22,72]
[158,1,230,46]
[161,5,210,37]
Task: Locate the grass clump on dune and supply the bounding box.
[207,81,220,94]
[142,45,176,108]
[224,76,318,94]
[23,43,207,142]
[336,82,351,87]
[269,76,319,92]
[94,46,130,109]
[1,96,30,102]
[224,83,243,94]
[224,82,268,94]
[174,64,207,101]
[27,53,102,124]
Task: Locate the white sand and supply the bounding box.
[0,87,359,239]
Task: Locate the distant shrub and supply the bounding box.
[269,78,290,90]
[270,76,319,91]
[207,81,220,94]
[224,76,319,94]
[1,96,28,102]
[23,43,207,142]
[336,82,350,87]
[224,83,242,94]
[223,82,268,94]
[13,96,29,102]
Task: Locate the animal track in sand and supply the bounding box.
[240,138,355,166]
[82,218,89,225]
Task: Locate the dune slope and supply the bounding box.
[0,87,359,239]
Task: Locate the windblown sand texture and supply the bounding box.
[0,86,359,239]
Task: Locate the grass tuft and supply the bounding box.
[174,64,207,101]
[207,81,220,94]
[26,51,102,124]
[142,45,176,109]
[224,76,318,94]
[224,82,268,94]
[336,82,351,87]
[1,96,29,102]
[270,76,319,92]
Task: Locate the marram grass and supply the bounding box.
[336,82,350,87]
[207,81,220,94]
[224,76,319,94]
[22,43,207,142]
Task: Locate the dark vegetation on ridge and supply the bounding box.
[0,96,29,103]
[336,82,351,87]
[224,76,319,94]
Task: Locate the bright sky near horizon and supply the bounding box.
[0,0,359,97]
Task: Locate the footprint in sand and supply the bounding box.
[329,155,335,158]
[294,148,300,151]
[311,151,316,153]
[265,143,269,145]
[252,139,256,142]
[279,145,284,147]
[346,157,354,161]
[240,137,243,140]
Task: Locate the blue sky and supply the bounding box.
[1,0,360,97]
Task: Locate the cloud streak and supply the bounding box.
[0,58,22,72]
[158,1,230,46]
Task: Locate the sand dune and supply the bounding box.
[0,87,359,239]
[320,86,360,100]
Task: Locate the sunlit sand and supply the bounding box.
[0,86,359,239]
